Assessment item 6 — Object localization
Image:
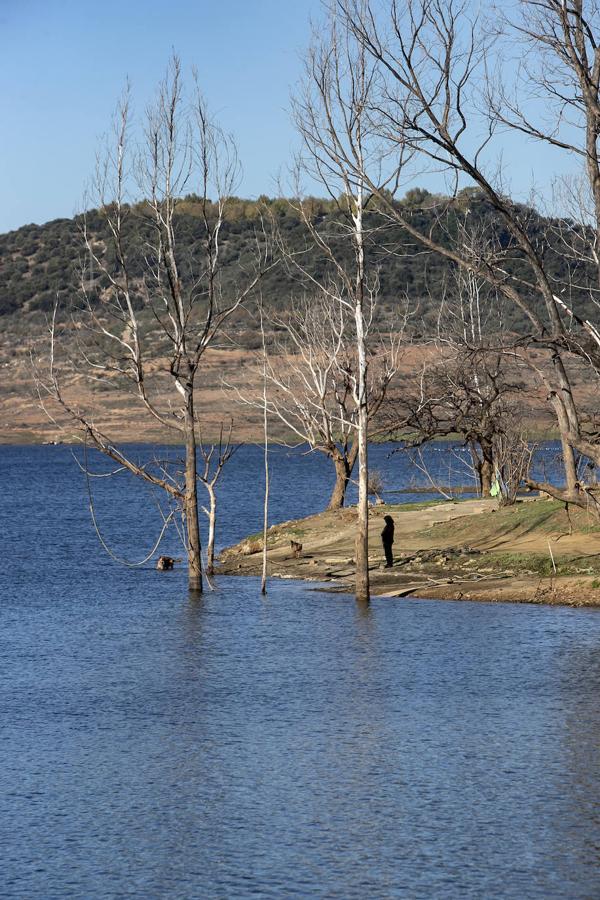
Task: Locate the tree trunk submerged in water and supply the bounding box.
[355,379,370,602]
[185,388,203,593]
[205,483,216,577]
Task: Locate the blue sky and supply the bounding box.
[0,0,322,232]
[0,0,579,233]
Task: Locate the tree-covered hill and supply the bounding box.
[0,188,595,337]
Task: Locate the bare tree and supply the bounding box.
[400,247,526,496]
[287,9,410,600]
[380,219,528,499]
[334,0,600,512]
[198,421,238,577]
[259,305,270,596]
[493,428,535,507]
[234,292,402,510]
[35,57,268,591]
[400,349,523,495]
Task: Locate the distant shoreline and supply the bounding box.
[0,430,565,448]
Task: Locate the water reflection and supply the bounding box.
[180,591,206,659]
[354,596,372,620]
[187,586,204,603]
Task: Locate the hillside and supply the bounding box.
[1,188,599,443]
[1,188,596,333]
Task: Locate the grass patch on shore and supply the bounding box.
[420,499,600,543]
[487,551,600,578]
[394,500,448,512]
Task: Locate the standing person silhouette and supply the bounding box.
[381,515,395,568]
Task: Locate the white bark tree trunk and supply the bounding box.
[206,483,216,577]
[261,313,269,595]
[184,385,203,593]
[353,191,369,603]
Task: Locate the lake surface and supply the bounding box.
[2,443,600,898]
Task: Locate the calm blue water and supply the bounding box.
[2,443,600,899]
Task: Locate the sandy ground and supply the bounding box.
[218,497,600,607]
[0,327,564,443]
[0,343,271,444]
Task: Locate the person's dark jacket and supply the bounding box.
[381,516,394,546]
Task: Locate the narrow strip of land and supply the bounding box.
[218,497,600,606]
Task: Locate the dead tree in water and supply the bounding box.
[198,422,238,577]
[34,57,268,591]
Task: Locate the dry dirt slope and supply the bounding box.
[0,316,565,444]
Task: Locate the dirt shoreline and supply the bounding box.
[218,497,600,608]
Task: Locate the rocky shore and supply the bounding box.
[218,497,600,607]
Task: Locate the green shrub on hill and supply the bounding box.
[1,190,599,333]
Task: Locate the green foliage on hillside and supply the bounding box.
[0,189,596,335]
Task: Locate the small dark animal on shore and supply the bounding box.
[290,540,303,558]
[156,555,175,571]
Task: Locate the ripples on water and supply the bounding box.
[2,444,600,898]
